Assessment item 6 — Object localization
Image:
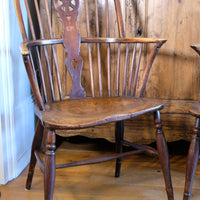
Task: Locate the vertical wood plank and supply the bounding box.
[146,0,200,100]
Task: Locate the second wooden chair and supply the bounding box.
[183,44,200,200]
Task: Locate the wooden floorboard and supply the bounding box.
[1,141,200,200]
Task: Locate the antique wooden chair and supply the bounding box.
[183,44,200,200]
[15,0,173,199]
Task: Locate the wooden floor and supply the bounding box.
[1,140,200,200]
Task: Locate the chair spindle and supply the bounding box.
[33,0,55,101]
[123,43,130,96]
[95,0,103,97]
[128,43,137,96]
[106,0,111,96]
[85,0,95,97]
[138,43,162,97]
[44,0,63,100]
[24,0,48,102]
[132,43,143,96]
[116,43,121,96]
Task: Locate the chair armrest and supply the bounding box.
[19,37,167,56]
[20,42,30,56]
[19,39,64,56]
[81,37,167,44]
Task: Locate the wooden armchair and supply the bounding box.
[14,0,173,199]
[183,44,200,200]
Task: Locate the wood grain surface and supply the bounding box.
[39,0,200,143]
[35,97,164,129]
[2,141,200,200]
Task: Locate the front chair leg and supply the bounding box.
[183,118,200,200]
[115,121,124,177]
[26,120,44,190]
[44,129,56,200]
[154,110,174,200]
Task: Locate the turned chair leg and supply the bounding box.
[115,121,124,177]
[154,110,174,200]
[183,118,200,200]
[26,120,44,190]
[44,129,56,200]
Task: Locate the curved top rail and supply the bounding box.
[81,37,167,44]
[21,37,167,52]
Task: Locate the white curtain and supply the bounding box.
[0,1,34,184]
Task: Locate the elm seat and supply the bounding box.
[37,97,164,129]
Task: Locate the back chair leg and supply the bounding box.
[115,121,124,177]
[26,120,44,190]
[183,118,200,200]
[154,111,174,200]
[44,129,56,200]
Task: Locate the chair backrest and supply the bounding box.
[14,0,166,109]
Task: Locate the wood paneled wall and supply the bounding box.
[41,0,200,144]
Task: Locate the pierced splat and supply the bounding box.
[54,0,86,98]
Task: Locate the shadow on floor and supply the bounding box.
[56,135,190,156]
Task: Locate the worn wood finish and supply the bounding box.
[144,0,200,145]
[36,97,164,129]
[154,110,173,200]
[183,119,200,200]
[22,55,45,110]
[14,0,173,199]
[115,121,124,177]
[34,150,45,174]
[1,144,196,200]
[146,0,200,100]
[41,0,200,143]
[56,149,144,169]
[44,130,56,200]
[11,0,195,145]
[54,0,86,99]
[25,120,44,190]
[56,99,198,144]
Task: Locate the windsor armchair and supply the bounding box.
[183,44,200,200]
[15,0,173,199]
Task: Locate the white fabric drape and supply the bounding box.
[0,1,34,185]
[0,0,16,185]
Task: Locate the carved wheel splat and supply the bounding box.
[54,0,86,98]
